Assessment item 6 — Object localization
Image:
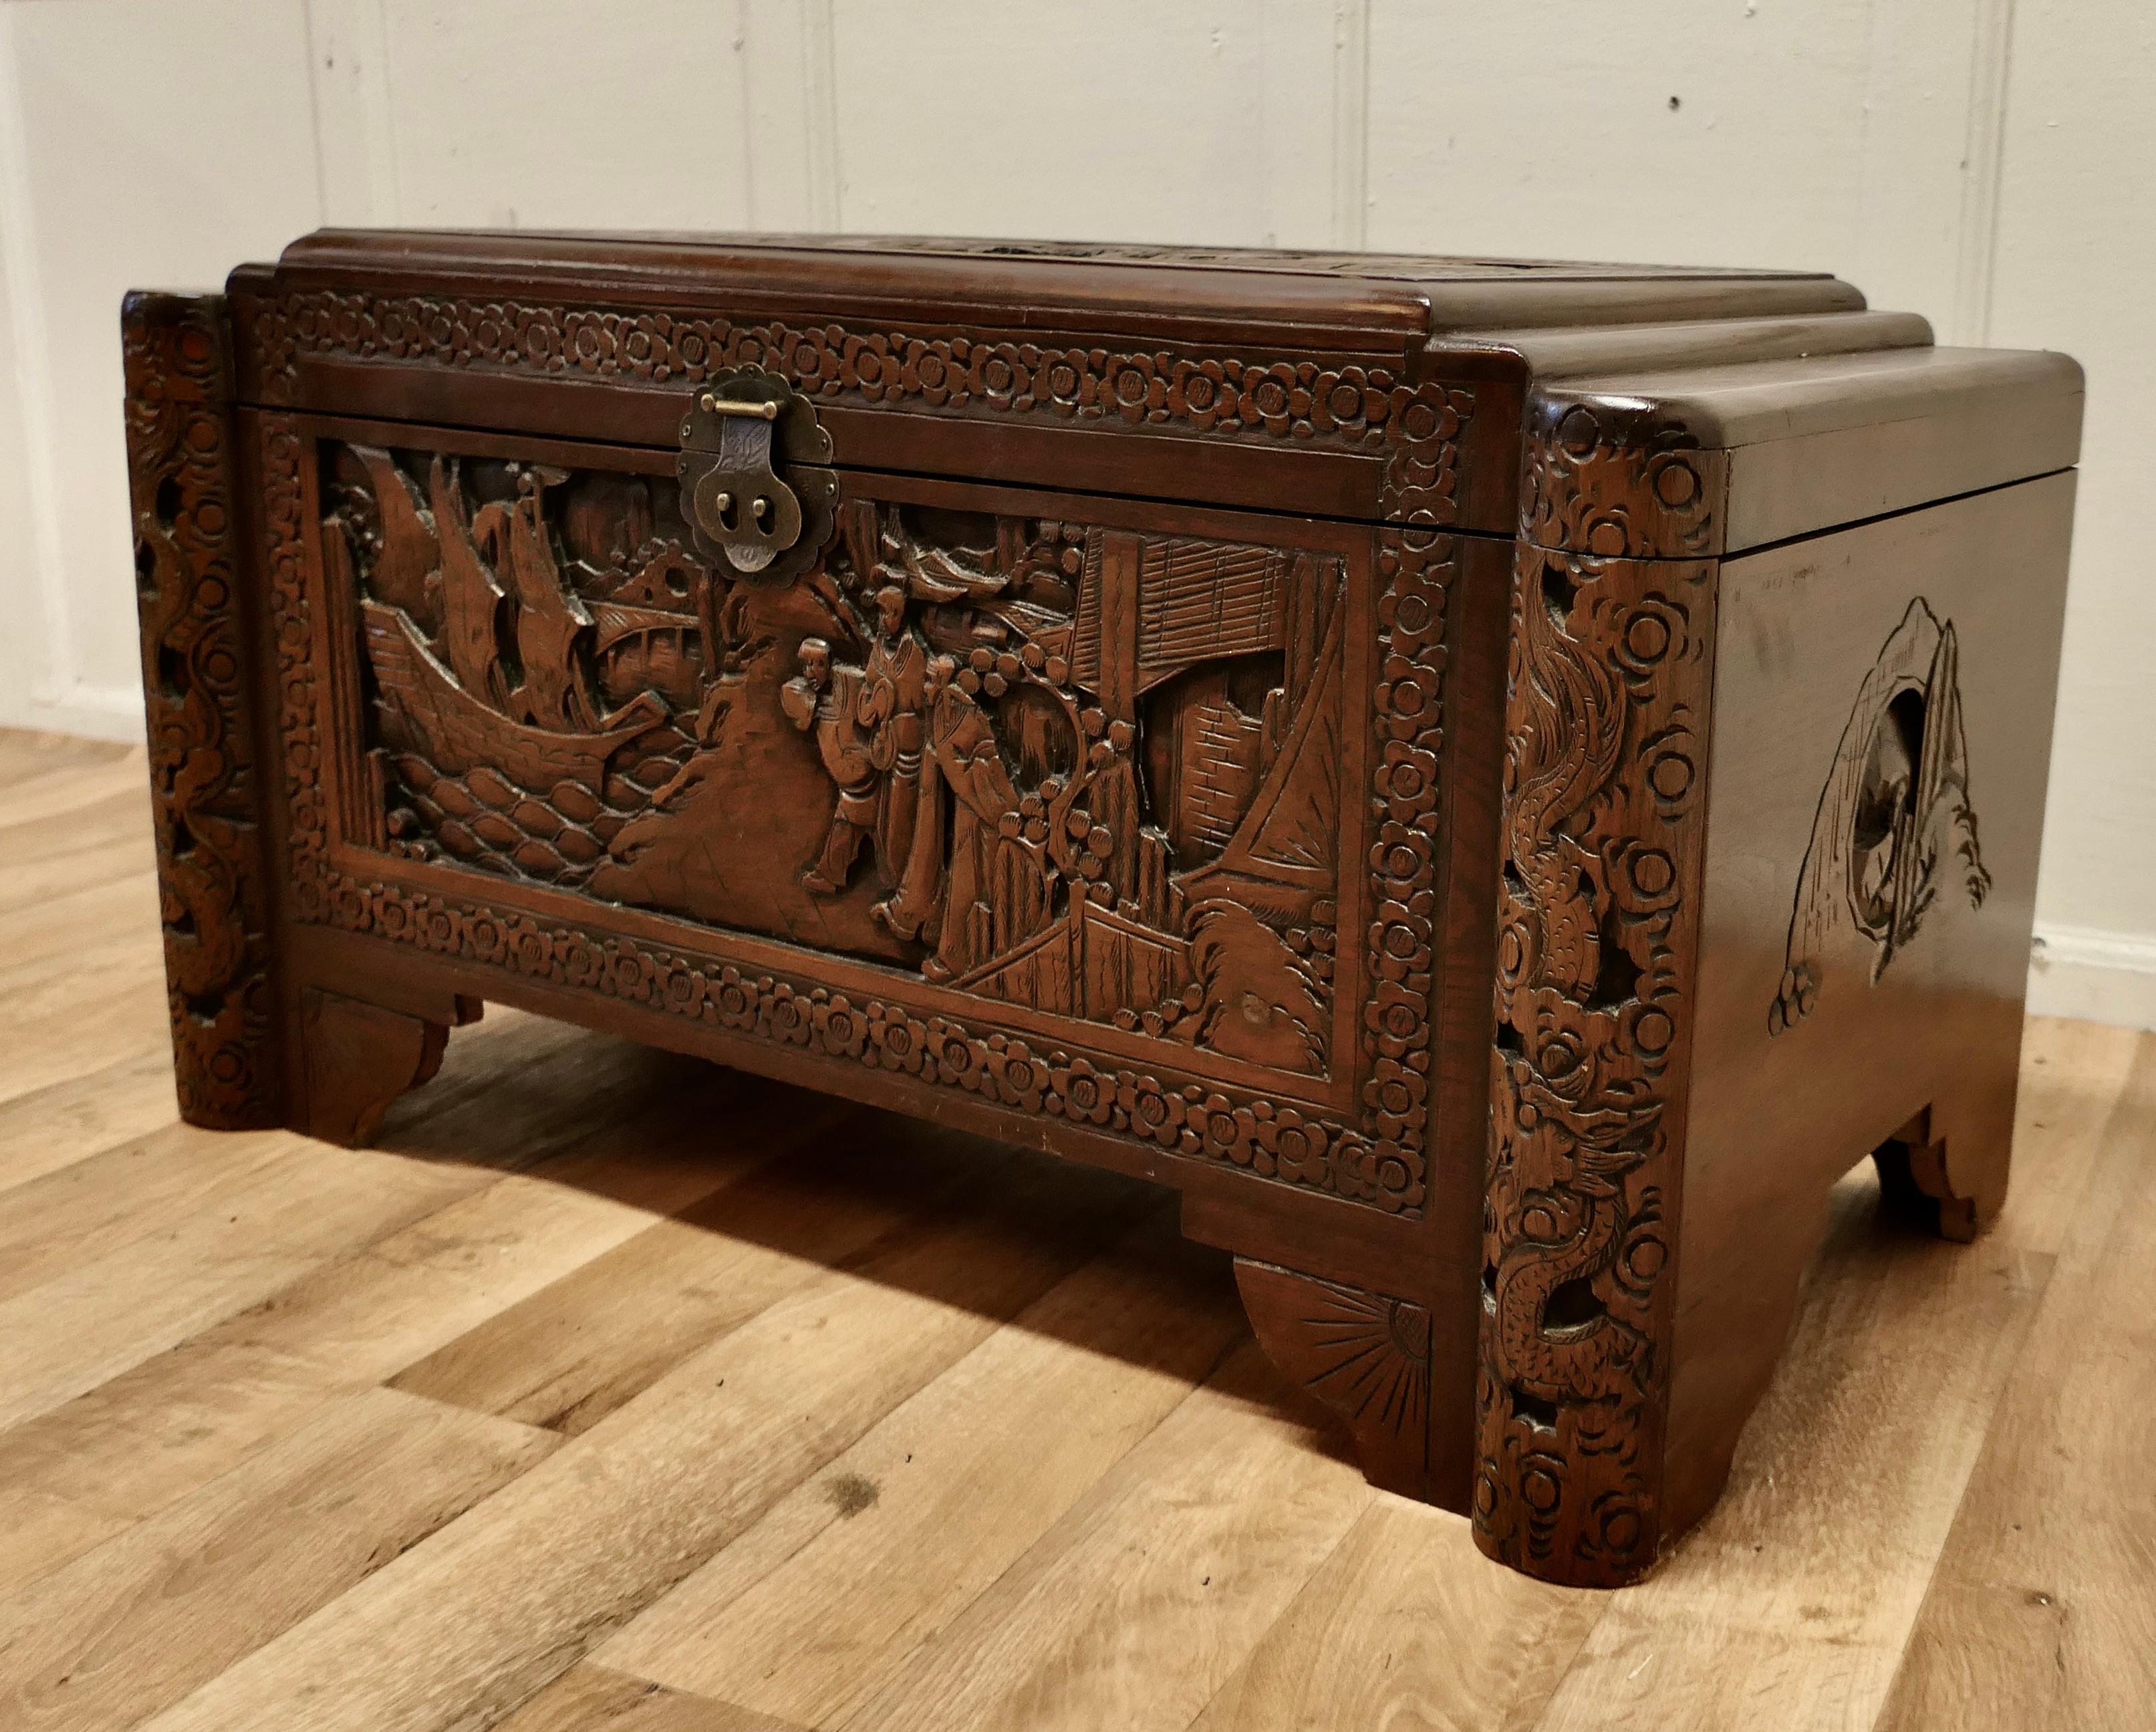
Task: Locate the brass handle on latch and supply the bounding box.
[700,395,779,422]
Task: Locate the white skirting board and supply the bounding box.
[2028,924,2156,1031]
[1,681,144,745]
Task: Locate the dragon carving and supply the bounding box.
[1477,542,1708,1584]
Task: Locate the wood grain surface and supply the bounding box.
[1,731,2148,1731]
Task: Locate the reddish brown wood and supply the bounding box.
[122,292,282,1129]
[120,236,2079,1589]
[1476,434,1718,1583]
[1235,1257,1431,1499]
[279,420,1441,1217]
[1657,475,2070,1547]
[296,985,454,1148]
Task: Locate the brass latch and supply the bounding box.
[676,367,837,584]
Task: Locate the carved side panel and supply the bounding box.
[122,293,281,1127]
[1475,532,1716,1586]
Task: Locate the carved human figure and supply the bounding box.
[910,656,1021,981]
[781,636,879,896]
[859,585,932,924]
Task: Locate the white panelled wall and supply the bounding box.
[1,0,2149,1026]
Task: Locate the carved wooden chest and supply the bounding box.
[122,233,2080,1586]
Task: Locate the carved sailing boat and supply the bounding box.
[358,461,666,790]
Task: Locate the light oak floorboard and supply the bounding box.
[392,1103,1040,1435]
[0,1042,763,1587]
[134,1156,1147,1732]
[0,971,170,1108]
[0,1122,311,1304]
[0,1489,132,1614]
[366,1009,696,1167]
[496,1663,809,1732]
[1,726,2147,1732]
[0,1132,487,1432]
[1190,1497,1605,1732]
[1525,1018,2130,1732]
[0,747,147,830]
[0,730,134,785]
[1875,1036,2156,1731]
[0,791,157,910]
[598,1212,1246,1727]
[0,1386,553,1732]
[837,1340,1378,1732]
[0,1045,178,1195]
[0,920,165,1015]
[0,868,158,978]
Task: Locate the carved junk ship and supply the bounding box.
[350,457,667,789]
[328,447,698,883]
[360,603,665,791]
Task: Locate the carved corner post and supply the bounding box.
[124,293,285,1129]
[1473,395,1724,1586]
[126,293,462,1146]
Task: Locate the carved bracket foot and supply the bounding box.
[1234,1257,1431,1499]
[1873,1106,2002,1245]
[298,987,464,1148]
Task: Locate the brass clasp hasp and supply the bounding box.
[676,367,838,584]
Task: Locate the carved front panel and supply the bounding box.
[276,426,1452,1215]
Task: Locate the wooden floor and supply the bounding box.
[1,727,2151,1732]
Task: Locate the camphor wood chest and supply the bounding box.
[122,233,2081,1586]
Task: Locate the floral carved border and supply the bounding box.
[251,293,1473,526]
[1518,393,1726,560]
[257,430,1454,1217]
[1360,528,1455,1209]
[1472,533,1716,1586]
[123,293,281,1128]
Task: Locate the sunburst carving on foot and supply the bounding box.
[1235,1257,1430,1497]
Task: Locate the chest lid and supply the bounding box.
[227,229,1868,530]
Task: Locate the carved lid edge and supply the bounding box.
[264,229,1863,354]
[1516,346,2084,559]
